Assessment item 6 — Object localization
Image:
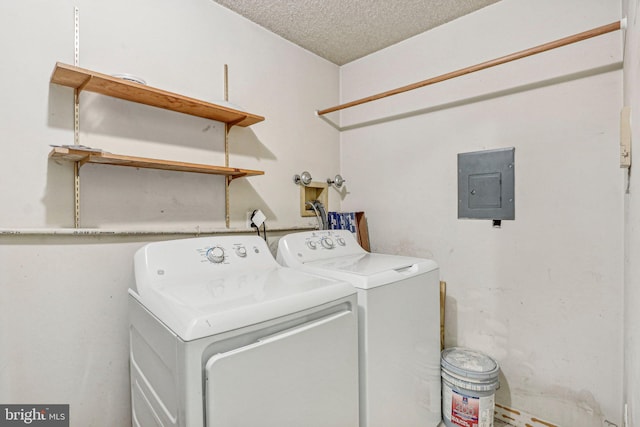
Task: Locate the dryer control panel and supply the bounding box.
[197,241,261,265]
[135,236,277,291]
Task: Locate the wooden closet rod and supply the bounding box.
[317,20,624,116]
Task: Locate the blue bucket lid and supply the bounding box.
[441,347,499,382]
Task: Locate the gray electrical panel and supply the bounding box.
[458,147,515,220]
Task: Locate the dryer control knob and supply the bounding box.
[206,246,225,263]
[306,240,317,250]
[336,237,346,246]
[321,237,335,249]
[235,246,247,258]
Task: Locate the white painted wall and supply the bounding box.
[622,0,640,425]
[339,1,624,426]
[0,0,341,231]
[1,0,633,426]
[0,0,339,425]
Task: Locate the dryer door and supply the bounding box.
[205,309,358,427]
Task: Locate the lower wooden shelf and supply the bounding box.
[49,146,264,180]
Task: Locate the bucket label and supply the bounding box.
[443,382,495,427]
[451,392,479,427]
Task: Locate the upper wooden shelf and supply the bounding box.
[50,62,265,127]
[49,147,264,180]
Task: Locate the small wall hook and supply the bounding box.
[327,174,345,189]
[293,171,313,186]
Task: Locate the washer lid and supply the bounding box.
[131,266,355,341]
[302,253,438,289]
[306,253,421,275]
[276,230,438,289]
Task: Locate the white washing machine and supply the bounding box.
[277,229,441,427]
[129,235,359,427]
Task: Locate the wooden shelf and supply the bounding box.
[51,62,265,127]
[49,147,264,180]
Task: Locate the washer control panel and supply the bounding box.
[277,230,366,264]
[306,234,347,250]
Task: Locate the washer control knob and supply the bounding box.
[306,240,317,250]
[235,246,247,257]
[336,237,346,246]
[321,237,335,249]
[206,246,225,263]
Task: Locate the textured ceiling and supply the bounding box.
[212,0,500,65]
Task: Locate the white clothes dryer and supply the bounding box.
[277,229,441,427]
[129,235,359,427]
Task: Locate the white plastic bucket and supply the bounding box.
[441,347,500,427]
